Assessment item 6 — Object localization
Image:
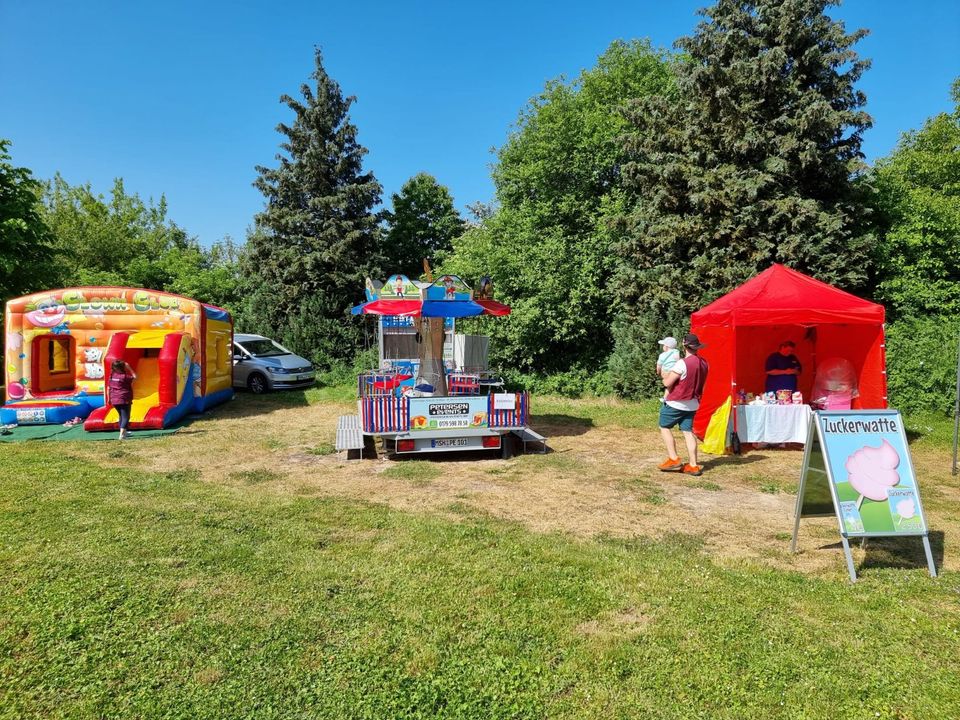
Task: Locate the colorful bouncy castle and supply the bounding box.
[2,287,233,429]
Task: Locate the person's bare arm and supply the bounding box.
[663,369,682,389]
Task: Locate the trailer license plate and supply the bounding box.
[432,438,467,448]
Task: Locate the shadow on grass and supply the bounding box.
[531,413,594,437]
[738,443,805,453]
[859,530,945,574]
[904,427,925,444]
[701,454,770,470]
[385,449,502,463]
[218,386,313,420]
[380,431,561,462]
[817,530,945,575]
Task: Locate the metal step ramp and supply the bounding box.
[511,427,548,454]
[336,415,366,460]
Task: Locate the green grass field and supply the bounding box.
[1,391,959,719]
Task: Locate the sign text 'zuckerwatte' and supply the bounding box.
[819,416,898,434]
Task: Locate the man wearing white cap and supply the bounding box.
[658,333,709,476]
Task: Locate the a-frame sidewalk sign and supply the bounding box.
[791,409,937,583]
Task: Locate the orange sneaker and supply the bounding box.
[682,464,703,476]
[658,457,683,472]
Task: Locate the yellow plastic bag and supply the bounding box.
[701,397,732,455]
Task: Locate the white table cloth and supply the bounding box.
[735,404,812,444]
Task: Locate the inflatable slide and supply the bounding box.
[84,330,196,430]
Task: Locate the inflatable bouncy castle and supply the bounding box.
[2,287,233,429]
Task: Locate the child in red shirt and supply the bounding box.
[107,359,137,440]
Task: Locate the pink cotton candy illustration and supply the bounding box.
[895,498,916,519]
[845,439,900,507]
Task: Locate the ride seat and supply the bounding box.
[447,373,481,396]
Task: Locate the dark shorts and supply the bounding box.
[659,404,696,432]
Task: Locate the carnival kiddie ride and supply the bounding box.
[336,273,546,458]
[2,287,233,430]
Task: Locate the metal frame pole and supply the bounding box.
[922,535,938,578]
[790,418,817,554]
[952,331,960,476]
[840,537,858,583]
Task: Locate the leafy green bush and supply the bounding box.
[443,41,670,379]
[869,80,960,321]
[317,347,378,388]
[503,367,611,398]
[885,315,960,415]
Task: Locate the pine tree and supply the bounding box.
[382,173,464,278]
[244,48,382,368]
[611,0,874,397]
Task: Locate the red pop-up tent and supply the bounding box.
[690,264,887,438]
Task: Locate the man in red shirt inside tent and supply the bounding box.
[657,333,709,476]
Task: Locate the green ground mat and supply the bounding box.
[0,424,75,442]
[0,418,194,443]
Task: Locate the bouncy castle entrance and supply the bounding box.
[31,335,76,395]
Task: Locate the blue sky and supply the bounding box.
[2,1,957,246]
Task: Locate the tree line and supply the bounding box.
[2,0,958,412]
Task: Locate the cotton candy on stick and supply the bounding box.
[895,498,916,529]
[844,440,900,510]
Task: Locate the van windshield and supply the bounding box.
[237,339,291,358]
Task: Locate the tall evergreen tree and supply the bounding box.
[611,0,873,397]
[382,173,464,278]
[244,48,382,368]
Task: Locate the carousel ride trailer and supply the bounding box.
[335,273,547,459]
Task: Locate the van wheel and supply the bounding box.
[247,373,268,394]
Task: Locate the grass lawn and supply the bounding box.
[1,388,959,719]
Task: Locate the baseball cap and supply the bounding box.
[658,336,678,349]
[683,333,705,350]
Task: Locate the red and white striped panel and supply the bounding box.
[488,392,529,428]
[362,396,410,433]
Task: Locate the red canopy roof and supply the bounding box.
[691,264,884,327]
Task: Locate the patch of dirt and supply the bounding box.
[576,607,651,637]
[195,667,223,685]
[68,394,960,577]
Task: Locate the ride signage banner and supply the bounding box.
[791,409,937,582]
[408,396,488,432]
